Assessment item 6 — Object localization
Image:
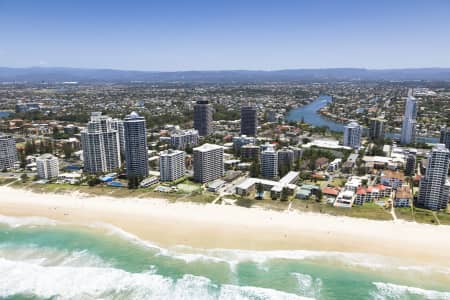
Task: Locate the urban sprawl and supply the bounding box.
[1,81,450,223]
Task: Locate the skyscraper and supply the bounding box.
[439,126,450,150]
[160,149,185,182]
[240,104,257,136]
[194,100,213,136]
[343,121,362,149]
[418,144,450,210]
[369,118,386,140]
[404,152,416,177]
[193,143,224,183]
[260,145,278,179]
[277,147,295,172]
[111,119,125,156]
[124,112,149,178]
[400,93,418,145]
[0,135,17,170]
[81,113,121,174]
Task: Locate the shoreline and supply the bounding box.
[1,186,450,268]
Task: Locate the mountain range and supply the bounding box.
[1,67,450,83]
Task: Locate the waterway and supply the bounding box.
[286,95,438,143]
[0,111,12,118]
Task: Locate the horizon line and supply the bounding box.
[2,65,450,73]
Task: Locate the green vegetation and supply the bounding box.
[395,207,414,222]
[291,200,393,221]
[413,207,439,225]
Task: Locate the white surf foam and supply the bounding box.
[0,244,110,268]
[0,215,59,228]
[0,258,312,300]
[291,273,322,299]
[371,282,450,300]
[88,222,450,276]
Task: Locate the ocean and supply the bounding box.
[0,215,449,300]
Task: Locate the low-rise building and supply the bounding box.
[327,158,342,172]
[170,129,199,150]
[394,186,412,207]
[334,190,356,208]
[381,170,404,190]
[57,173,81,185]
[36,154,59,179]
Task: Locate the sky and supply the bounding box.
[0,0,450,71]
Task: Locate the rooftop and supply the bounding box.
[194,143,223,152]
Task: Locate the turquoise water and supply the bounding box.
[0,216,449,300]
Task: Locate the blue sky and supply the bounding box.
[0,0,449,71]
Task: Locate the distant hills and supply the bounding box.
[1,67,450,83]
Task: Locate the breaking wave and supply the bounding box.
[0,257,311,300]
[371,282,450,300]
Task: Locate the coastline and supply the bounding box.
[1,186,450,269]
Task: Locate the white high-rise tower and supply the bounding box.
[81,113,121,174]
[400,90,418,145]
[418,144,450,210]
[343,121,362,149]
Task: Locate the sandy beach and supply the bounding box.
[1,186,450,268]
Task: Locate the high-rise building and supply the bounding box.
[400,93,418,145]
[193,143,224,183]
[159,149,185,182]
[111,119,125,155]
[241,144,260,161]
[439,126,450,150]
[0,135,17,170]
[343,121,362,149]
[194,100,213,136]
[418,144,450,210]
[240,104,257,137]
[260,145,278,179]
[81,113,121,174]
[404,152,416,177]
[277,147,295,169]
[124,112,149,178]
[369,118,386,140]
[36,153,59,179]
[170,129,199,150]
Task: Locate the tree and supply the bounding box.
[250,159,260,178]
[63,143,74,159]
[87,175,100,187]
[281,186,289,201]
[128,175,140,189]
[24,140,36,156]
[18,149,26,169]
[316,189,323,202]
[20,173,28,182]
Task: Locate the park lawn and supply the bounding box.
[330,178,346,188]
[291,199,393,221]
[395,207,415,222]
[435,212,450,226]
[413,207,439,225]
[0,177,17,185]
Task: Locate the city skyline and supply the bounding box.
[1,0,450,71]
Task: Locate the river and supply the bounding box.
[0,111,12,118]
[286,95,438,143]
